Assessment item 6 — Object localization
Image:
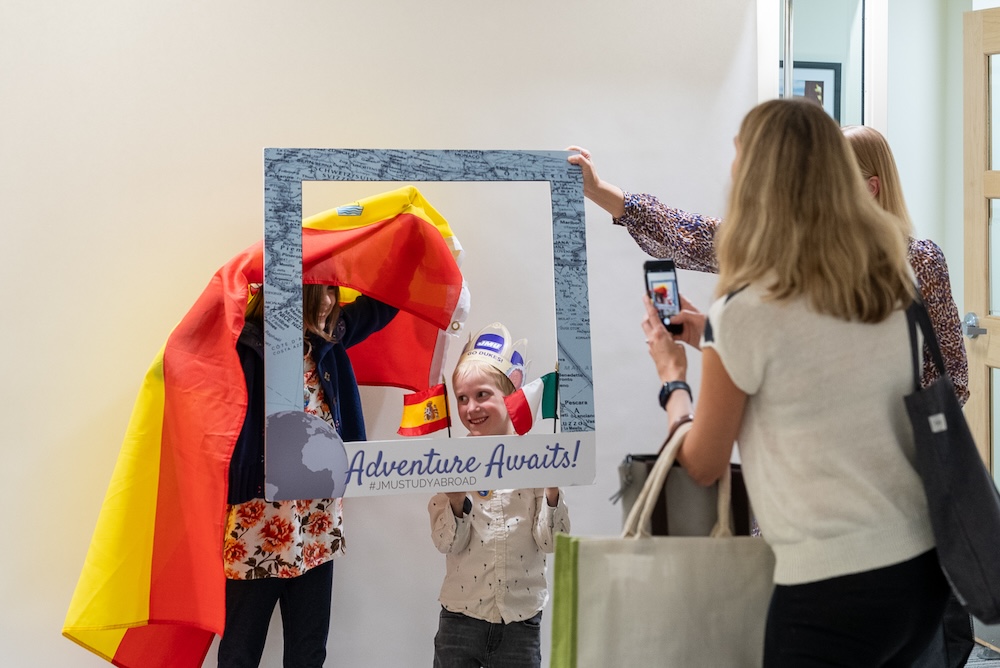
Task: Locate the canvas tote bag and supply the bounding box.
[905,300,1000,623]
[551,422,775,668]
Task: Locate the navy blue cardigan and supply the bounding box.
[227,297,397,504]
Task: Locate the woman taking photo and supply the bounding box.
[644,99,948,667]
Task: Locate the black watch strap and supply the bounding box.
[659,380,692,410]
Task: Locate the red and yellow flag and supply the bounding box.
[63,186,464,667]
[398,383,451,436]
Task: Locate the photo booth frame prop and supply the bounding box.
[263,149,596,499]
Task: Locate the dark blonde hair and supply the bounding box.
[841,125,914,237]
[244,284,342,340]
[303,284,341,340]
[717,99,914,323]
[452,359,516,398]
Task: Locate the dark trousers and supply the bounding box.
[911,592,975,668]
[763,550,949,668]
[218,560,334,668]
[433,607,542,668]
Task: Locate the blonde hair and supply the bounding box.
[717,99,914,323]
[452,359,516,398]
[841,125,914,237]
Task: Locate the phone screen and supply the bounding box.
[646,266,680,324]
[644,261,682,334]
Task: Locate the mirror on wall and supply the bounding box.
[779,0,864,126]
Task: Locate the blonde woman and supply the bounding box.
[841,123,967,406]
[644,99,948,666]
[569,123,971,667]
[841,124,974,668]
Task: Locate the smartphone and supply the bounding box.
[644,259,683,335]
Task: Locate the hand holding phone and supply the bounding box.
[644,260,683,335]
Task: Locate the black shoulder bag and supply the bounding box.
[905,299,1000,623]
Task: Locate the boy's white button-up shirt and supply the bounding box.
[428,488,570,623]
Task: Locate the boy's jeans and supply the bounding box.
[433,607,542,668]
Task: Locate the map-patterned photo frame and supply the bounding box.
[263,149,595,498]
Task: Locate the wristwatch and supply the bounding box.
[659,380,692,410]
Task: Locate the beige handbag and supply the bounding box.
[613,447,753,536]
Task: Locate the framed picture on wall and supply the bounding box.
[778,60,842,123]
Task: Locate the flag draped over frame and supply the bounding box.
[504,371,559,436]
[63,186,465,668]
[397,383,451,436]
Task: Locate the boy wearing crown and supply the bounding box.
[427,323,570,668]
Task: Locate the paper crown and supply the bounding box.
[458,322,527,390]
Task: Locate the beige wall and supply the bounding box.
[0,1,759,665]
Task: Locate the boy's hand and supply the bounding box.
[445,492,468,517]
[545,488,560,507]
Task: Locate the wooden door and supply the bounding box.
[964,6,1000,650]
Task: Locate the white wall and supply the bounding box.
[888,0,949,243]
[0,2,759,666]
[786,0,970,316]
[886,0,970,312]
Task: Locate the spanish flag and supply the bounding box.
[398,383,451,436]
[63,186,465,667]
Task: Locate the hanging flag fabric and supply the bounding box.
[63,187,465,668]
[398,383,451,436]
[504,372,559,436]
[302,185,469,391]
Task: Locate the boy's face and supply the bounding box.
[453,369,513,437]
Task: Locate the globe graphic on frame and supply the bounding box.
[264,410,349,500]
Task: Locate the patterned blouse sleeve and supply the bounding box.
[909,238,970,405]
[532,489,570,554]
[614,192,722,273]
[428,493,472,554]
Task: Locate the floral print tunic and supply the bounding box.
[223,354,345,580]
[617,191,970,404]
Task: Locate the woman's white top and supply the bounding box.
[703,285,934,585]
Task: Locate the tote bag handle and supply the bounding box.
[620,421,734,539]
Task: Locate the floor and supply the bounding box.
[967,643,1000,666]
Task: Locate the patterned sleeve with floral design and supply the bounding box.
[908,238,970,405]
[613,192,722,272]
